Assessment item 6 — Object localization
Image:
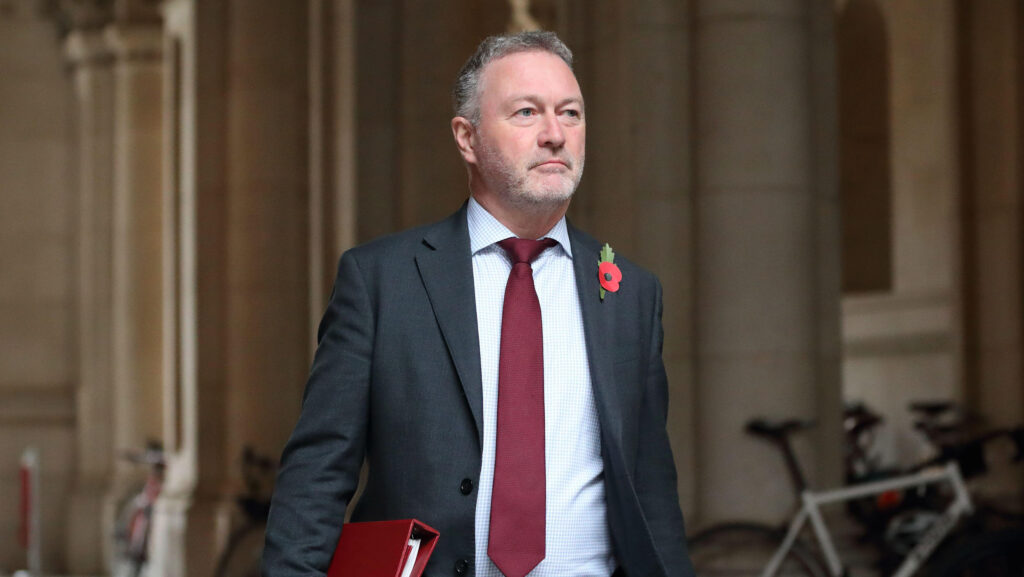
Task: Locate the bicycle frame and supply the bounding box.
[763,462,974,577]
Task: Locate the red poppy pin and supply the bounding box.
[598,243,622,301]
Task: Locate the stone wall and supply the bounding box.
[0,1,77,572]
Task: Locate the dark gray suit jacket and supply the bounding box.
[262,204,694,577]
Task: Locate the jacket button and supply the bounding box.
[454,558,470,575]
[459,478,474,495]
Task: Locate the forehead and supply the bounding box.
[477,50,582,105]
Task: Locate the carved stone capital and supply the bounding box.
[105,22,162,62]
[64,27,113,67]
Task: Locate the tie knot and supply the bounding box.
[497,237,557,265]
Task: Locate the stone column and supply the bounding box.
[566,0,698,516]
[223,0,310,475]
[618,0,699,517]
[64,25,117,574]
[354,0,400,242]
[693,0,841,524]
[808,0,844,494]
[397,0,505,228]
[150,2,231,576]
[105,19,165,517]
[308,0,357,336]
[959,0,1024,502]
[151,1,310,575]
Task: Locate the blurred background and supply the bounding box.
[1,0,1023,575]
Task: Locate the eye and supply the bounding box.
[516,108,536,117]
[563,109,582,120]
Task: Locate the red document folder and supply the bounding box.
[327,519,440,577]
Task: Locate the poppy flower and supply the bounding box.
[599,261,622,293]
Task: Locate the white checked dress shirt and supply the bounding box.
[467,197,615,577]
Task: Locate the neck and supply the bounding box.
[471,192,569,239]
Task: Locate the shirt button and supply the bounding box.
[459,478,474,495]
[454,558,470,576]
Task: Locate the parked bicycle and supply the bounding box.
[213,446,276,577]
[843,403,953,558]
[908,400,1024,521]
[687,414,1024,576]
[112,442,165,577]
[847,400,1024,533]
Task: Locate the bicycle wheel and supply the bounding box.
[928,527,1024,577]
[688,522,827,577]
[214,522,266,577]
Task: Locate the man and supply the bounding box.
[263,31,694,577]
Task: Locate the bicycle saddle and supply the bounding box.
[745,418,816,440]
[908,400,956,417]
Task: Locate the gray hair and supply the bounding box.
[452,31,574,126]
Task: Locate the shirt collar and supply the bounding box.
[466,196,573,258]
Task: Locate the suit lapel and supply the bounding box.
[569,224,624,449]
[415,204,485,445]
[415,211,625,451]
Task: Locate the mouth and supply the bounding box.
[533,159,570,170]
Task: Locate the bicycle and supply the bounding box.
[842,403,955,553]
[687,416,1024,576]
[848,400,1024,531]
[213,446,276,577]
[907,400,1024,522]
[112,442,165,577]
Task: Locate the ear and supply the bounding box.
[451,116,478,165]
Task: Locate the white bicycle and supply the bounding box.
[688,418,1024,577]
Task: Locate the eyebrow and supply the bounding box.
[506,94,585,109]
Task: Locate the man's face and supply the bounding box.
[470,50,585,210]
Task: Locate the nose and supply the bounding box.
[538,112,565,149]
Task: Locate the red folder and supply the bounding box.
[327,519,440,577]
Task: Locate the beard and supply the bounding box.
[474,136,585,212]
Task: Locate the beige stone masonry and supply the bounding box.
[64,26,117,575]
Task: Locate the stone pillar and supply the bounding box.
[151,2,231,576]
[959,0,1024,502]
[0,2,78,570]
[397,0,505,228]
[151,1,310,575]
[308,0,357,335]
[64,26,117,575]
[693,0,841,524]
[354,0,401,242]
[223,0,310,475]
[807,0,844,494]
[623,0,698,517]
[566,0,698,516]
[105,19,165,515]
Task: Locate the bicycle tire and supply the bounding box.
[928,527,1024,577]
[688,522,828,577]
[214,521,267,577]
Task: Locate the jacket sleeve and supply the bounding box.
[262,251,374,577]
[634,279,696,577]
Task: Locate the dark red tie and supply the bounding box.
[489,237,557,577]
